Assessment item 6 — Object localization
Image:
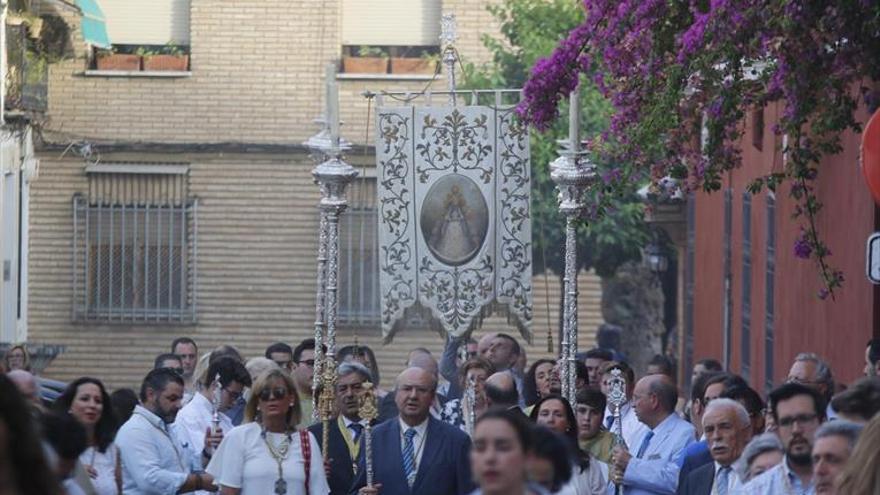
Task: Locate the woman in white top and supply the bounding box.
[529,395,608,495]
[207,368,329,495]
[55,377,121,495]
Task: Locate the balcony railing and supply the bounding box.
[5,23,48,114]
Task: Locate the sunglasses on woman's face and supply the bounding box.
[259,387,289,401]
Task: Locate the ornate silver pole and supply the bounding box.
[608,368,628,493]
[440,13,457,106]
[307,64,356,423]
[464,374,477,437]
[549,88,594,404]
[210,373,221,435]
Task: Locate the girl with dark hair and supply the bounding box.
[524,359,558,408]
[54,377,121,495]
[529,395,608,494]
[469,407,549,495]
[527,426,573,493]
[0,374,61,494]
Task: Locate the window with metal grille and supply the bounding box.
[72,163,197,323]
[338,176,379,325]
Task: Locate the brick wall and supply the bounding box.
[29,0,606,391]
[45,0,502,147]
[29,150,604,390]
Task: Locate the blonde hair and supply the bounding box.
[192,352,212,390]
[836,413,880,494]
[245,357,281,382]
[245,369,301,429]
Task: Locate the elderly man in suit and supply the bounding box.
[351,367,474,495]
[678,398,752,495]
[309,361,374,495]
[610,374,695,494]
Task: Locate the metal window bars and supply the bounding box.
[72,194,198,324]
[338,176,380,325]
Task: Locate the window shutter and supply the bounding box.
[342,0,441,46]
[101,0,190,45]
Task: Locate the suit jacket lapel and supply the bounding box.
[386,419,411,492]
[411,418,440,493]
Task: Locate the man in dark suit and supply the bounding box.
[351,367,474,495]
[678,398,752,495]
[309,362,374,495]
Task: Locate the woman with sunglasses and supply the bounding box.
[54,377,120,495]
[207,368,329,495]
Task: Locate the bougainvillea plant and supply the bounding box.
[517,0,880,299]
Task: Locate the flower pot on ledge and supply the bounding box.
[143,54,189,71]
[390,57,436,75]
[96,53,141,71]
[342,56,388,74]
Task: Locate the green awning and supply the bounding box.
[75,0,110,48]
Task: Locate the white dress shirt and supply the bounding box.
[736,457,816,495]
[603,402,649,450]
[713,461,743,494]
[79,444,119,495]
[342,415,368,433]
[398,417,429,470]
[173,392,232,495]
[117,405,194,495]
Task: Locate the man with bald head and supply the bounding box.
[352,368,474,495]
[378,348,447,422]
[679,398,752,495]
[611,374,695,494]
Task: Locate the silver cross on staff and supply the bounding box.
[440,13,458,106]
[608,367,628,494]
[306,63,358,423]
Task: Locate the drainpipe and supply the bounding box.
[0,0,6,126]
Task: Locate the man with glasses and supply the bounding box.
[173,356,251,494]
[740,382,826,494]
[787,352,836,420]
[292,338,318,427]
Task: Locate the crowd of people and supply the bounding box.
[2,335,880,495]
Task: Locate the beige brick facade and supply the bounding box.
[28,0,605,391]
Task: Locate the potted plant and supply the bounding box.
[342,46,388,74]
[391,51,439,75]
[95,48,140,71]
[141,42,189,71]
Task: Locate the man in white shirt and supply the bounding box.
[174,356,250,488]
[739,382,826,495]
[116,368,217,494]
[610,374,695,495]
[601,361,649,449]
[678,398,752,495]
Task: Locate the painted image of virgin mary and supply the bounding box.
[430,185,477,262]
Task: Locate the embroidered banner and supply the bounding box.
[376,100,532,341]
